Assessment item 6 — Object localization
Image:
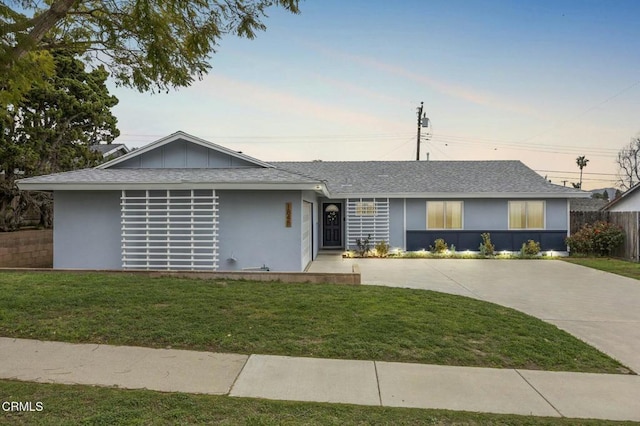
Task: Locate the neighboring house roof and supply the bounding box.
[570,198,608,212]
[17,168,326,192]
[91,143,129,158]
[601,183,639,211]
[97,131,273,169]
[275,160,589,198]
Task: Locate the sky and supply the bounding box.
[108,0,640,191]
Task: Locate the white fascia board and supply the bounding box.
[18,181,328,193]
[97,131,273,169]
[327,192,591,199]
[102,146,129,157]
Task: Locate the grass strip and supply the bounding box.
[563,257,640,281]
[0,380,636,426]
[0,271,629,373]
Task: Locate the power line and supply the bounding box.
[534,169,618,177]
[519,79,640,144]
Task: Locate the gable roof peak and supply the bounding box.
[97,131,273,169]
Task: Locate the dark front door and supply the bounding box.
[323,203,342,247]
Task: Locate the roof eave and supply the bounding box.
[324,191,591,199]
[17,181,328,193]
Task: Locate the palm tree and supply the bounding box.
[576,156,589,189]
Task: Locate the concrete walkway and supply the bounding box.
[1,337,639,421]
[308,255,640,374]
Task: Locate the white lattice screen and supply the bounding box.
[121,189,219,270]
[346,198,390,248]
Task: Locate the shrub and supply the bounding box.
[478,232,494,256]
[521,240,541,257]
[566,221,624,256]
[430,238,448,254]
[355,234,371,257]
[374,240,390,258]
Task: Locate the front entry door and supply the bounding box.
[323,203,342,247]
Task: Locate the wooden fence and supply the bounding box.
[570,211,639,261]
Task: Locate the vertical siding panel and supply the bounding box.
[346,198,390,248]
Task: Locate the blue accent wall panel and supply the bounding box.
[407,230,567,251]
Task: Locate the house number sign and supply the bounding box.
[285,202,292,227]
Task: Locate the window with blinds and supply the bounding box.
[509,201,544,229]
[427,201,463,229]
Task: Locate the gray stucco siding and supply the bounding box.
[405,199,427,230]
[389,198,405,249]
[463,199,507,229]
[545,199,568,230]
[53,191,122,269]
[217,190,303,272]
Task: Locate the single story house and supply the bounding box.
[18,131,589,272]
[601,183,640,212]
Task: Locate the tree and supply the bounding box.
[602,189,609,201]
[0,49,119,230]
[617,138,640,190]
[575,155,589,189]
[1,0,300,105]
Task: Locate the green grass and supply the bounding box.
[563,257,640,280]
[0,271,630,373]
[0,380,636,426]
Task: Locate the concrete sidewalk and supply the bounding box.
[1,338,639,421]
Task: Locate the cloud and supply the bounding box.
[196,73,407,131]
[307,43,539,117]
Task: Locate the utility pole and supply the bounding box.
[415,102,429,161]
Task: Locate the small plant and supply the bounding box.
[478,233,495,257]
[355,234,372,257]
[566,221,624,257]
[520,240,541,257]
[374,240,390,258]
[429,238,448,254]
[449,244,456,255]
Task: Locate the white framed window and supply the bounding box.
[509,200,545,229]
[355,201,376,216]
[427,201,463,229]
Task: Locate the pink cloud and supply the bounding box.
[308,43,539,117]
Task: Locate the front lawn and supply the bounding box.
[0,272,630,373]
[0,380,635,426]
[563,257,640,280]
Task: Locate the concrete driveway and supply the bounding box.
[308,255,640,373]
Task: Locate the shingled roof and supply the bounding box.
[275,160,587,198]
[18,159,589,198]
[16,131,588,198]
[17,167,324,191]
